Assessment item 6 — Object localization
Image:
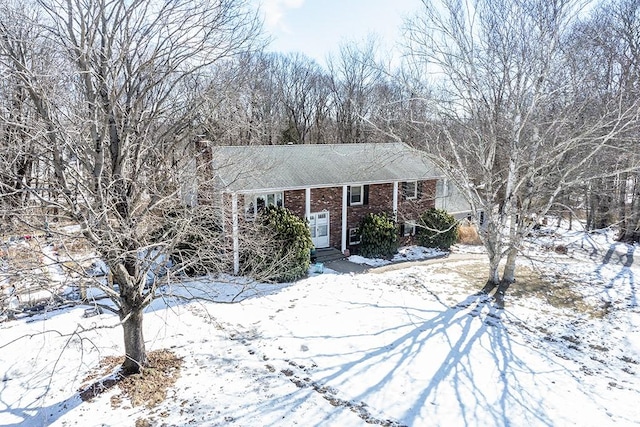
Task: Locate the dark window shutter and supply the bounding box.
[363,185,369,205]
[347,186,351,206]
[401,182,407,200]
[417,181,423,199]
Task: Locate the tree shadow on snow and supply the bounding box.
[0,390,84,427]
[596,243,636,307]
[0,275,296,426]
[308,292,579,427]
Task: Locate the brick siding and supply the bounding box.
[226,179,438,251]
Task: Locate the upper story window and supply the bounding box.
[245,192,283,220]
[350,185,363,205]
[347,185,369,206]
[402,181,418,200]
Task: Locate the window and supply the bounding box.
[349,228,360,245]
[403,181,418,199]
[350,185,363,205]
[403,221,417,237]
[436,179,449,198]
[245,192,283,220]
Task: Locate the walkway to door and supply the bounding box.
[312,248,370,274]
[324,259,370,274]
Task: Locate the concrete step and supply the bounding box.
[313,248,345,263]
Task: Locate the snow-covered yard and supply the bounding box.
[1,227,638,426]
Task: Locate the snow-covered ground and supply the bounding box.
[348,246,447,267]
[0,226,638,426]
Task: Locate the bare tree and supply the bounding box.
[0,73,38,223]
[583,0,640,242]
[0,0,262,373]
[403,0,639,306]
[196,53,283,146]
[0,3,55,229]
[327,37,386,144]
[273,53,332,144]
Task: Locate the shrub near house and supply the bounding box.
[357,212,399,258]
[416,208,459,250]
[152,206,225,276]
[261,206,313,282]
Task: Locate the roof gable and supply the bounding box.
[210,142,442,193]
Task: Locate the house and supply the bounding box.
[206,142,472,273]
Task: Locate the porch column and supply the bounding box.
[232,193,239,275]
[305,188,311,219]
[392,181,399,222]
[341,185,348,253]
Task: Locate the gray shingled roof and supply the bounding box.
[209,142,443,193]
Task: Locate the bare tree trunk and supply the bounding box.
[494,246,518,308]
[597,176,615,228]
[617,171,628,228]
[120,305,147,375]
[586,185,594,230]
[502,246,518,284]
[481,264,501,294]
[480,218,502,294]
[494,280,512,310]
[620,172,640,243]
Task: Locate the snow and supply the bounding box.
[1,227,639,426]
[348,245,447,267]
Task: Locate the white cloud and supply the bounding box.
[261,0,304,30]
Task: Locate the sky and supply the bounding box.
[256,0,422,66]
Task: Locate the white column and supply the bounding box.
[392,181,399,222]
[341,185,348,253]
[232,193,239,275]
[305,188,311,219]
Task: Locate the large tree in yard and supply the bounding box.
[0,0,261,374]
[403,0,639,307]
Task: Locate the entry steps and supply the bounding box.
[313,247,345,263]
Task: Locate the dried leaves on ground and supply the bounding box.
[79,349,182,409]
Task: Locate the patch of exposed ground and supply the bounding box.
[79,349,182,410]
[508,266,606,316]
[438,261,605,317]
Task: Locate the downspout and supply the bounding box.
[341,185,348,253]
[392,181,398,222]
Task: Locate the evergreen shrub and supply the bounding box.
[249,206,313,282]
[357,212,398,258]
[416,208,458,249]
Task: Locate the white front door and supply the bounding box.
[309,211,330,248]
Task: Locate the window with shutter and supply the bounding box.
[402,181,418,199]
[349,185,364,205]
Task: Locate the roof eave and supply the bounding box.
[220,175,445,194]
